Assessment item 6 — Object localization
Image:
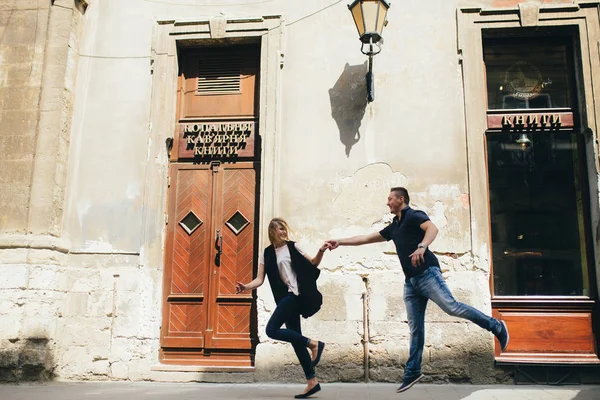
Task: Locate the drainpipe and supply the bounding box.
[110,274,119,352]
[361,275,370,382]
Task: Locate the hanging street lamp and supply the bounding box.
[348,0,391,102]
[516,133,532,151]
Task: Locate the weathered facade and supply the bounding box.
[1,0,599,383]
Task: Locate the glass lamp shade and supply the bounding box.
[349,0,390,44]
[516,133,532,145]
[516,133,532,151]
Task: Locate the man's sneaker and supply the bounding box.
[496,320,510,351]
[396,373,424,393]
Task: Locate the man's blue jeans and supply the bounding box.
[403,267,502,380]
[266,293,315,379]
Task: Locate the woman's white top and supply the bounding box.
[259,243,306,296]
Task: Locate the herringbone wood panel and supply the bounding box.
[163,164,256,357]
[171,169,210,295]
[220,169,255,296]
[169,303,205,334]
[217,303,251,335]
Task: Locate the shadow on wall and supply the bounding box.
[329,62,369,157]
[0,338,55,382]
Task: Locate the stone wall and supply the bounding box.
[0,0,83,381]
[0,0,49,233]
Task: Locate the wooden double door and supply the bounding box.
[160,45,260,366]
[160,162,257,366]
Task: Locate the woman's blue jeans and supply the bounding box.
[266,293,315,379]
[403,267,502,380]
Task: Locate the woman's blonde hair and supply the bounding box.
[268,218,290,248]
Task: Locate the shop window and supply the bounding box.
[484,34,591,297]
[487,132,589,296]
[484,37,574,110]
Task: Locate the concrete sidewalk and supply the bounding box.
[1,382,600,400]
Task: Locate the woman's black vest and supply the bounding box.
[264,241,323,318]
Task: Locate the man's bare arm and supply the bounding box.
[409,220,439,266]
[419,220,438,247]
[327,232,386,249]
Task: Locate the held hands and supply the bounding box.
[319,242,333,252]
[325,240,339,250]
[235,281,247,294]
[409,247,426,267]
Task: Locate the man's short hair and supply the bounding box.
[390,187,410,205]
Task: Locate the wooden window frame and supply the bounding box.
[458,2,600,364]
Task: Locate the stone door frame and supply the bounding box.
[457,1,600,292]
[143,15,283,266]
[457,1,600,363]
[143,16,284,370]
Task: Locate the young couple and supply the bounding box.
[236,187,510,397]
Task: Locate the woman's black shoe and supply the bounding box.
[294,383,321,399]
[310,341,325,368]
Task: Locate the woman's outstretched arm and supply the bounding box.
[236,262,266,293]
[304,242,330,266]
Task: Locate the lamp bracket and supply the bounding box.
[361,40,382,56]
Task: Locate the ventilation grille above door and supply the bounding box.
[197,56,241,95]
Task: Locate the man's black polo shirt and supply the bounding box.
[379,206,440,279]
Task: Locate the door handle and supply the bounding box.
[215,229,223,267]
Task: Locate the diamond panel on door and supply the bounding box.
[226,210,250,235]
[180,211,203,235]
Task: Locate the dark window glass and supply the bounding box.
[484,38,574,110]
[487,132,589,296]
